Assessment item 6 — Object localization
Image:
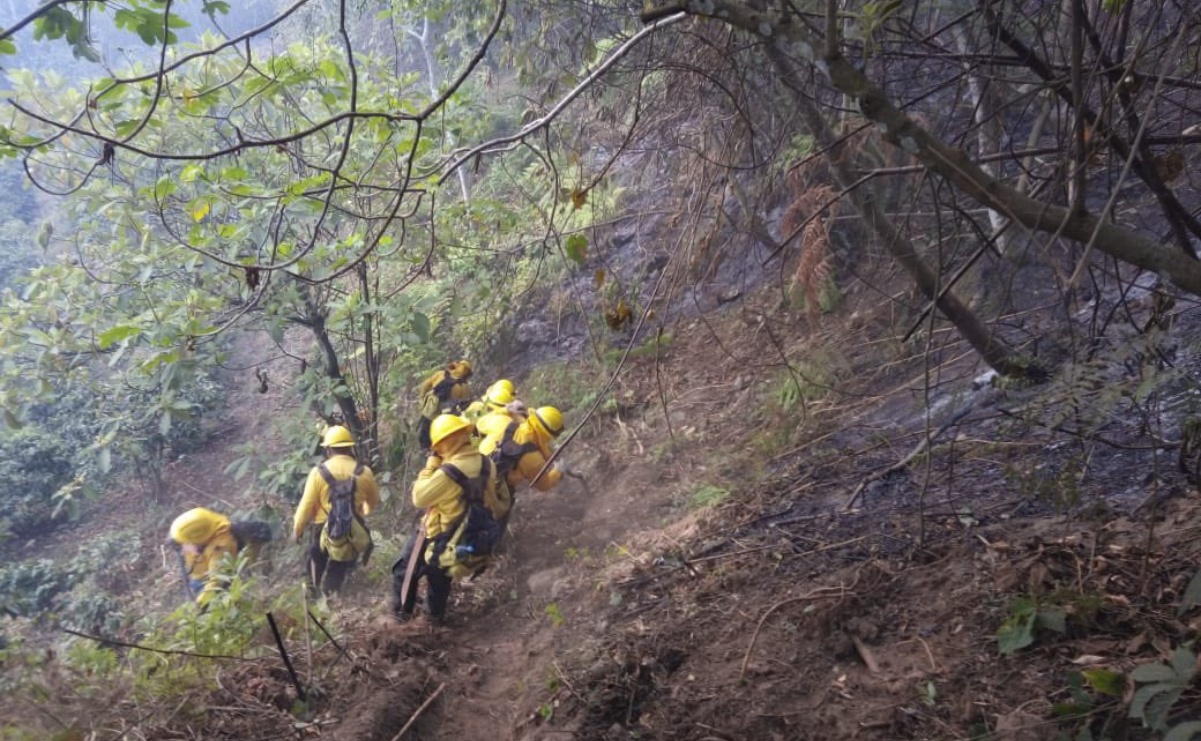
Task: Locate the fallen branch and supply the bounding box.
[266,612,306,702]
[388,682,446,741]
[845,404,975,510]
[62,628,248,661]
[739,584,854,681]
[850,635,880,674]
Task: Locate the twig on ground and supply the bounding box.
[62,628,248,661]
[388,682,446,741]
[850,635,880,673]
[739,583,855,681]
[845,403,974,510]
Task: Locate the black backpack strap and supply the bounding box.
[433,373,457,401]
[439,461,491,505]
[439,462,470,491]
[317,462,336,486]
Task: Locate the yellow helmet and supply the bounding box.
[530,406,564,438]
[485,379,515,408]
[449,359,473,379]
[169,507,228,545]
[322,425,355,448]
[430,413,472,447]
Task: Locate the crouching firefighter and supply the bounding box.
[391,413,510,625]
[169,508,272,606]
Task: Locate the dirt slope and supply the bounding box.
[8,264,1201,741]
[313,284,1201,741]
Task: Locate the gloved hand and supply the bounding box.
[425,455,442,470]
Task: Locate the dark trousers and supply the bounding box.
[391,526,452,619]
[307,526,355,596]
[417,417,433,451]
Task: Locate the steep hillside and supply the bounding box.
[5,249,1199,741]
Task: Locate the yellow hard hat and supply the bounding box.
[322,425,355,448]
[485,379,515,408]
[530,406,564,437]
[169,507,228,545]
[450,359,473,379]
[430,413,472,447]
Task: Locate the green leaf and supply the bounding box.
[159,411,172,436]
[154,177,177,200]
[180,163,204,183]
[1035,608,1066,634]
[997,610,1036,655]
[1081,668,1125,696]
[224,456,251,481]
[1164,721,1201,741]
[220,165,248,181]
[411,312,431,342]
[565,234,588,264]
[1145,688,1183,732]
[1169,647,1196,679]
[1130,663,1177,683]
[1180,569,1201,615]
[97,325,141,349]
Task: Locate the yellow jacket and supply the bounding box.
[412,439,484,539]
[418,369,473,419]
[475,409,520,440]
[479,419,562,491]
[292,454,381,540]
[170,508,239,603]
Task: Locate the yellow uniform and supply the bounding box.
[170,508,240,605]
[292,453,381,541]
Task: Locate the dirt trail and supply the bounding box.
[420,456,655,740]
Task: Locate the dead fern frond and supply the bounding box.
[793,218,833,324]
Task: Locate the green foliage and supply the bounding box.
[1050,670,1128,740]
[226,413,320,503]
[524,359,605,421]
[788,274,841,316]
[0,427,78,537]
[602,332,673,365]
[544,601,565,628]
[1128,647,1198,734]
[689,484,730,510]
[0,559,83,615]
[996,596,1066,654]
[1179,569,1201,615]
[0,531,138,633]
[916,680,937,707]
[1003,455,1085,513]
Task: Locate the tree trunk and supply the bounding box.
[767,45,1042,380]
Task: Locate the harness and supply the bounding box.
[438,457,492,509]
[422,372,466,417]
[316,462,373,562]
[316,461,366,520]
[432,374,458,404]
[429,457,504,570]
[492,421,539,481]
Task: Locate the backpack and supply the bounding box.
[318,461,366,542]
[489,421,540,482]
[437,458,510,568]
[229,520,273,551]
[421,373,462,419]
